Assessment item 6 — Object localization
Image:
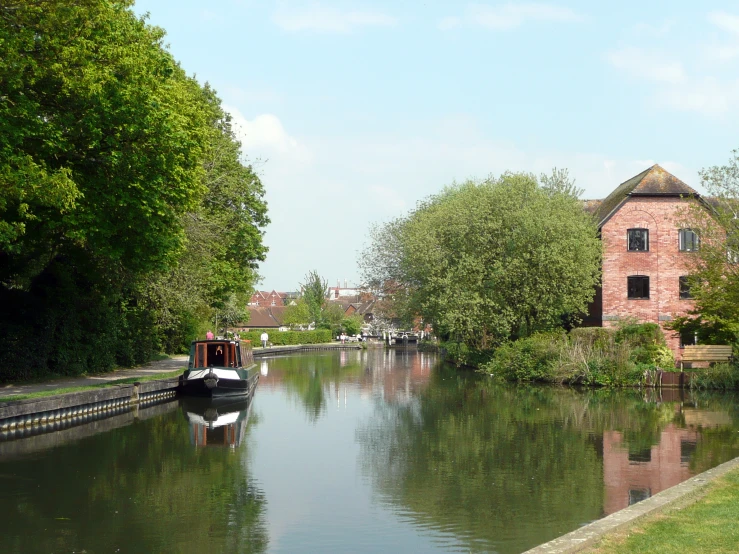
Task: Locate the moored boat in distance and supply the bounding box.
[181,339,258,398]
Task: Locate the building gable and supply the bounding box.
[593,165,700,228]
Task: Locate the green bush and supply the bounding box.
[483,332,564,382]
[481,324,672,387]
[239,329,332,346]
[569,327,615,348]
[690,362,739,391]
[441,341,494,368]
[615,322,664,347]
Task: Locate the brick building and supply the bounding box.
[248,290,289,307]
[584,165,710,357]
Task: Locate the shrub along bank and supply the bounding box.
[442,323,732,388]
[483,324,677,386]
[239,329,332,346]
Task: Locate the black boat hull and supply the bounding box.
[181,373,258,398]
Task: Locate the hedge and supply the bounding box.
[239,329,332,346]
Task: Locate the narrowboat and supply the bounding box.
[181,339,258,397]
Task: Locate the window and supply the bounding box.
[681,440,697,464]
[627,276,649,299]
[679,329,695,348]
[679,276,692,299]
[679,228,699,251]
[628,447,652,463]
[629,488,652,505]
[627,228,649,251]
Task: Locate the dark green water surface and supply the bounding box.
[2,349,739,553]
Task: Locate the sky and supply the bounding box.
[133,0,739,292]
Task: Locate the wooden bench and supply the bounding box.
[680,345,733,370]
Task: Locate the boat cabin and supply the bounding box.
[188,340,253,369]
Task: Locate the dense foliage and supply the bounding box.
[0,1,267,380]
[666,149,739,348]
[482,323,675,386]
[361,170,601,350]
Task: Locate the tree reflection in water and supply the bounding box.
[267,352,365,423]
[0,403,268,553]
[356,363,739,553]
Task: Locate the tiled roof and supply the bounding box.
[245,307,286,328]
[357,300,376,314]
[590,165,700,228]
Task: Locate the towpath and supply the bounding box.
[0,342,365,399]
[0,356,189,398]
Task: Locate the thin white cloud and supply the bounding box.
[631,20,674,37]
[247,112,703,289]
[707,11,739,35]
[607,48,736,116]
[703,44,739,62]
[439,2,586,31]
[704,12,739,62]
[223,105,311,162]
[606,47,686,84]
[606,13,739,117]
[661,78,739,116]
[272,2,397,33]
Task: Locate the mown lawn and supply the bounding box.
[587,469,739,553]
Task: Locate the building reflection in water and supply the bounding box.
[603,402,732,514]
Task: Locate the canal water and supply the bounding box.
[2,349,739,553]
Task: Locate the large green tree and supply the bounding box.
[0,1,268,375]
[361,171,601,349]
[0,0,210,285]
[139,86,268,351]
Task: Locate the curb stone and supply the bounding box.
[524,455,739,553]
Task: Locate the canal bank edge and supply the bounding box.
[0,378,180,427]
[524,454,739,553]
[0,343,365,423]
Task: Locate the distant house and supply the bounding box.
[236,306,289,332]
[583,164,712,356]
[344,299,376,324]
[327,280,362,301]
[248,289,290,307]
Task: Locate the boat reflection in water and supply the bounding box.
[182,396,253,448]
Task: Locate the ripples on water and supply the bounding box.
[1,348,739,553]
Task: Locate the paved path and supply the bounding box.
[0,356,189,398]
[0,343,364,399]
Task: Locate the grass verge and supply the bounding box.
[0,370,184,403]
[586,468,739,553]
